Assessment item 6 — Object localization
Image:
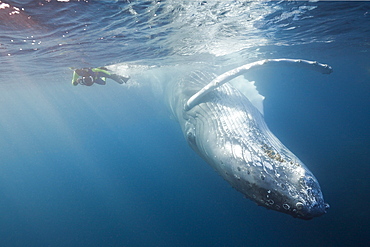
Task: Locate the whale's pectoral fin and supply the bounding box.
[184,58,333,111]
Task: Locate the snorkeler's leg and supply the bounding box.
[108,74,130,84]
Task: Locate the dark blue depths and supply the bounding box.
[0,1,369,246]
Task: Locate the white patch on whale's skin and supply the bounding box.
[229,76,265,115]
[107,59,331,220]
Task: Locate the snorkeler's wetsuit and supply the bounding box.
[72,67,129,86]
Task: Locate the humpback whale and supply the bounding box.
[103,58,331,219]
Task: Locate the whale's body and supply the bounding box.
[108,59,331,219]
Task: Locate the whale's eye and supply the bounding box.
[186,130,196,146]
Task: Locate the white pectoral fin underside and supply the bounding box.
[229,76,265,115]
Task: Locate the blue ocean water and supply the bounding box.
[0,0,369,246]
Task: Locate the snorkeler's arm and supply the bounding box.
[94,77,107,85]
[72,71,80,86]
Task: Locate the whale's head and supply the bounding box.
[245,160,330,220]
[196,133,330,220]
[202,133,330,219]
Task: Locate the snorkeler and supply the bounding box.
[71,67,129,86]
